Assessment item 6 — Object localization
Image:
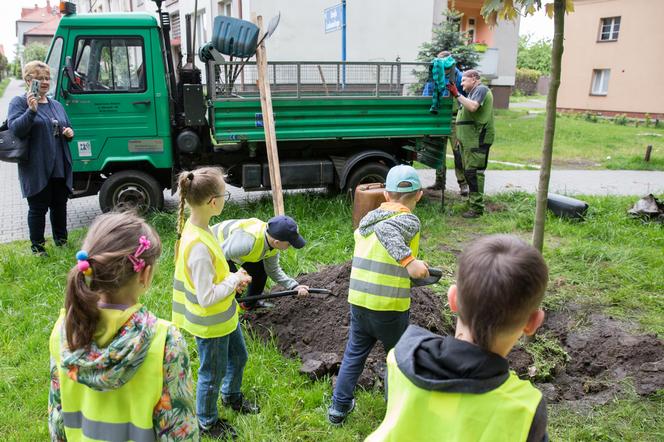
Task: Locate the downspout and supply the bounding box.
[342,0,346,88]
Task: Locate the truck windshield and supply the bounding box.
[69,37,145,93]
[45,37,63,97]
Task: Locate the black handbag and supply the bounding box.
[0,120,29,163]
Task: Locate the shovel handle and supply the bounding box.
[239,288,332,302]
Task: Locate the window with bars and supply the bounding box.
[171,12,181,40]
[599,17,620,41]
[590,69,610,95]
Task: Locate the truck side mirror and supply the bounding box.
[63,56,81,94]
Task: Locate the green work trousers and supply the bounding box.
[434,138,466,187]
[459,142,491,212]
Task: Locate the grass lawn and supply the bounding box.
[417,109,664,171]
[0,78,11,99]
[508,93,546,103]
[1,193,662,441]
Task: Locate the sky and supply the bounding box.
[3,1,554,63]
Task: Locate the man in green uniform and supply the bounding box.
[447,69,495,218]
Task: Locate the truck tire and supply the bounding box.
[345,162,390,196]
[99,170,164,213]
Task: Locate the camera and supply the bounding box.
[30,79,41,96]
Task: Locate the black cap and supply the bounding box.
[266,215,306,249]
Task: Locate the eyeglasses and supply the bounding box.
[208,191,231,204]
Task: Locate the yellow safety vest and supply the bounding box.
[172,219,239,338]
[348,213,420,312]
[211,218,279,263]
[367,349,542,442]
[49,313,169,442]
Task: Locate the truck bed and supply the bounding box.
[207,61,453,144]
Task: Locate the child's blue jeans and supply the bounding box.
[195,323,248,428]
[332,305,409,411]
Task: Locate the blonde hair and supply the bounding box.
[22,60,50,82]
[65,212,162,350]
[175,166,226,257]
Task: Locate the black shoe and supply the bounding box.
[240,300,274,310]
[200,419,237,439]
[54,238,68,247]
[327,399,355,426]
[222,393,260,414]
[31,244,48,257]
[462,209,482,219]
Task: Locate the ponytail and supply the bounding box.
[64,267,100,350]
[175,172,194,261]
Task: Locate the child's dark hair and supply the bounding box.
[65,212,162,350]
[175,167,225,257]
[456,235,548,350]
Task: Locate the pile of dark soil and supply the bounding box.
[243,262,451,388]
[244,263,664,403]
[508,309,664,404]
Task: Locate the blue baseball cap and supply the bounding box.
[267,215,306,249]
[385,165,422,193]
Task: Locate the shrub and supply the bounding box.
[515,68,540,96]
[613,113,628,125]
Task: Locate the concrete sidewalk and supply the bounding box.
[1,78,663,244]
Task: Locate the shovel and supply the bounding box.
[239,287,335,303]
[410,268,443,287]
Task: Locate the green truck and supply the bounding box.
[45,2,452,212]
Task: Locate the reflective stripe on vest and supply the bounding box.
[61,412,155,442]
[348,213,420,312]
[213,218,279,263]
[172,219,239,338]
[49,314,169,442]
[366,350,542,442]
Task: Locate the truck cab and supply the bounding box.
[47,13,172,211]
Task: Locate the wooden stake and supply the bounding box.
[253,14,284,216]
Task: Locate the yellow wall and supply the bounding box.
[558,0,664,116]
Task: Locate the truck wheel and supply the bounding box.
[345,162,390,196]
[99,170,164,213]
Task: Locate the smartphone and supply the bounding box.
[30,79,40,96]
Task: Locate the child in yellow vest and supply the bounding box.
[172,167,255,439]
[48,212,199,441]
[367,235,549,442]
[328,165,430,425]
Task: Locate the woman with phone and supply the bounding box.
[7,61,75,255]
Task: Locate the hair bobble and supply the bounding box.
[127,235,151,273]
[187,172,194,180]
[76,250,93,285]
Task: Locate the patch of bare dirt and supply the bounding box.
[508,309,664,404]
[244,264,664,404]
[243,262,450,388]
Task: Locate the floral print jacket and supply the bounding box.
[48,306,199,441]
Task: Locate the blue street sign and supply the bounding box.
[324,4,342,33]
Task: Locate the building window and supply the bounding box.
[599,17,620,41]
[591,69,610,95]
[218,0,232,16]
[171,12,181,40]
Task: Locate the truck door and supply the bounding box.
[62,31,157,161]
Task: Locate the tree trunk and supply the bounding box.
[532,0,565,251]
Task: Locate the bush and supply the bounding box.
[515,68,540,96]
[613,114,628,125]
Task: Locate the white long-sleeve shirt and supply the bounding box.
[187,242,241,308]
